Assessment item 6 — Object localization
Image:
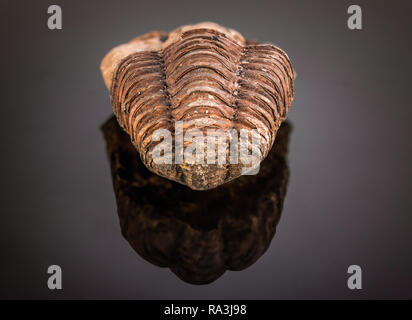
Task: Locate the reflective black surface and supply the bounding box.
[1,0,411,299]
[102,117,291,284]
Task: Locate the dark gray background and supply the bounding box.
[1,0,411,299]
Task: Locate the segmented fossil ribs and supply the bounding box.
[101,22,295,190]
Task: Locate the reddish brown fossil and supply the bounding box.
[101,22,295,190]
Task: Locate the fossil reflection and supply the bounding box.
[101,116,291,284]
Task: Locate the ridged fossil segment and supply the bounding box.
[101,22,295,190]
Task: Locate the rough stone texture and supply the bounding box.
[101,22,295,190]
[101,116,291,284]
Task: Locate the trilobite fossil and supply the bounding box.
[101,22,295,190]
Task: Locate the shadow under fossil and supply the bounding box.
[101,116,291,284]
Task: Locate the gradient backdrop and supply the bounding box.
[1,0,411,299]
